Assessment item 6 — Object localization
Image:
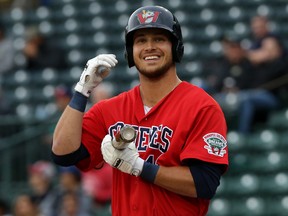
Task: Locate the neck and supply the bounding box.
[139,68,182,107]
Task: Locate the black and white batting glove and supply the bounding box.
[101,135,144,176]
[75,54,118,97]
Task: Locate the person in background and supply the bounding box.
[28,160,57,216]
[58,190,91,216]
[12,194,41,216]
[54,85,73,113]
[246,15,286,69]
[203,33,253,95]
[41,84,73,144]
[22,26,68,71]
[203,28,284,134]
[89,82,115,105]
[54,166,93,216]
[245,15,288,96]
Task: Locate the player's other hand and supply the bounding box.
[101,135,144,176]
[75,54,118,97]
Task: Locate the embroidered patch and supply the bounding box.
[137,10,160,24]
[203,133,227,157]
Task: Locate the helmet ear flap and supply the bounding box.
[172,18,184,62]
[124,30,135,68]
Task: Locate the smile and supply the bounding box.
[144,56,159,60]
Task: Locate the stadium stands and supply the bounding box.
[0,0,287,215]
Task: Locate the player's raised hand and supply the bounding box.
[75,54,118,97]
[101,135,144,176]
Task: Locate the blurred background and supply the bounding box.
[0,0,288,215]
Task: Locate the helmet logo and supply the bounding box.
[137,10,160,24]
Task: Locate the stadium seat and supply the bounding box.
[246,151,286,174]
[207,198,231,216]
[267,109,288,130]
[260,172,288,195]
[223,173,260,196]
[227,131,247,152]
[246,129,280,151]
[266,196,288,216]
[230,197,267,216]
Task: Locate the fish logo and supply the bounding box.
[137,10,160,24]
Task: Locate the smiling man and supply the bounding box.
[52,6,229,216]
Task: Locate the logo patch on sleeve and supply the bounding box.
[203,133,227,157]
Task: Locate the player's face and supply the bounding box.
[133,28,174,79]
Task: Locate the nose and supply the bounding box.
[144,39,156,51]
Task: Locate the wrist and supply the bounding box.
[69,91,88,112]
[131,157,144,176]
[140,161,159,183]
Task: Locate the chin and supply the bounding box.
[136,65,170,79]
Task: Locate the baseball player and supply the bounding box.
[52,5,229,216]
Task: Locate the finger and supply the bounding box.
[100,55,118,67]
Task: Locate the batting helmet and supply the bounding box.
[125,6,184,68]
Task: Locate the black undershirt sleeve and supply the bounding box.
[186,159,224,199]
[51,143,89,167]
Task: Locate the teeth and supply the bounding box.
[145,56,158,60]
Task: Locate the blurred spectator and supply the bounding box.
[23,26,68,70]
[81,165,112,215]
[245,15,287,92]
[246,15,287,67]
[12,194,41,216]
[54,85,73,113]
[203,31,281,133]
[202,33,254,95]
[89,82,115,105]
[0,22,15,75]
[82,83,114,214]
[41,84,73,147]
[28,160,57,216]
[54,166,93,216]
[58,190,91,216]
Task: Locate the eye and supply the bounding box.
[155,36,167,42]
[134,37,146,44]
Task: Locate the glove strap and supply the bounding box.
[69,91,88,112]
[140,161,159,183]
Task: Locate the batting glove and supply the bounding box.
[101,135,144,176]
[75,54,118,97]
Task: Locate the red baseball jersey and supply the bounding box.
[77,81,229,216]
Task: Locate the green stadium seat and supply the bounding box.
[207,198,231,216]
[246,129,280,151]
[223,173,260,196]
[227,131,247,152]
[267,109,288,130]
[230,197,267,216]
[266,196,288,216]
[247,151,287,174]
[260,172,288,195]
[279,131,288,149]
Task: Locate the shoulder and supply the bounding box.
[177,82,219,105]
[171,82,223,114]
